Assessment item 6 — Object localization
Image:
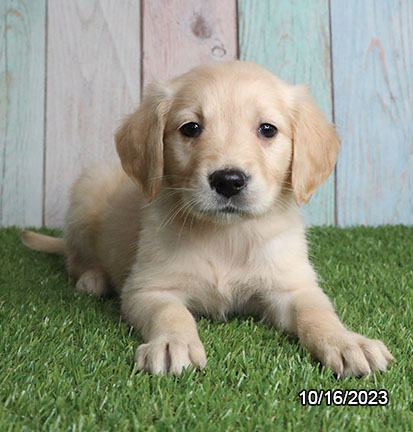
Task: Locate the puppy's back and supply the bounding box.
[65,163,143,287]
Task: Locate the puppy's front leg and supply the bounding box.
[264,282,394,376]
[121,290,206,376]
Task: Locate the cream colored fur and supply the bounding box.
[22,61,393,377]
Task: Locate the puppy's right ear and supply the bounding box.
[290,85,341,204]
[115,82,172,201]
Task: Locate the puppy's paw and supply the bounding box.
[303,331,394,377]
[76,269,109,296]
[135,335,207,376]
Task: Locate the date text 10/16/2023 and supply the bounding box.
[298,389,389,406]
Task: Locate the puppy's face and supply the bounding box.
[163,66,293,220]
[116,62,340,223]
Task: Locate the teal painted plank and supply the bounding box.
[332,0,413,226]
[0,2,5,216]
[238,0,335,226]
[0,0,46,227]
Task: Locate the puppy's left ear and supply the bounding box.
[115,81,173,201]
[291,85,341,204]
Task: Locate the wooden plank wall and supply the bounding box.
[238,0,334,225]
[331,0,413,225]
[0,1,45,227]
[142,0,237,88]
[45,0,141,227]
[1,0,412,227]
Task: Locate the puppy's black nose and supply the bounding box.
[208,169,248,198]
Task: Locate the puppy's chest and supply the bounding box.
[182,243,270,317]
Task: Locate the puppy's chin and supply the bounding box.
[171,188,277,225]
[189,203,258,224]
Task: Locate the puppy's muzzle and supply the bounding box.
[208,169,248,198]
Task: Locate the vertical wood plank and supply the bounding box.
[332,0,413,226]
[142,0,237,87]
[0,0,45,227]
[45,0,140,227]
[238,0,335,226]
[0,0,6,223]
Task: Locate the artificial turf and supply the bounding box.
[0,225,412,431]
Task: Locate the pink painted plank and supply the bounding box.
[45,0,140,227]
[142,0,237,87]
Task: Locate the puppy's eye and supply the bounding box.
[258,123,278,138]
[179,122,202,138]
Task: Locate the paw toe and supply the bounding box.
[76,269,108,296]
[134,337,207,376]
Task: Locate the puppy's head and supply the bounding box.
[116,61,340,222]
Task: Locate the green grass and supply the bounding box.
[0,226,412,431]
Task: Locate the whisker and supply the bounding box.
[156,198,186,231]
[178,199,199,239]
[165,186,197,192]
[165,199,197,232]
[157,195,200,232]
[146,174,190,181]
[141,189,184,209]
[273,195,300,215]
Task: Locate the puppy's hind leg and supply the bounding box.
[76,268,111,297]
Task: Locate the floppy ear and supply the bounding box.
[291,85,341,204]
[115,81,172,201]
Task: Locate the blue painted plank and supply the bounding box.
[0,0,46,227]
[238,0,335,225]
[332,0,413,225]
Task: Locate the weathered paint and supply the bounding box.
[238,0,335,226]
[142,0,237,88]
[0,1,411,227]
[45,0,141,227]
[331,0,413,225]
[0,0,46,227]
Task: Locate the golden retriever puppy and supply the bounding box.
[22,61,394,377]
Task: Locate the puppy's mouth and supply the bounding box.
[217,205,243,214]
[199,203,250,219]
